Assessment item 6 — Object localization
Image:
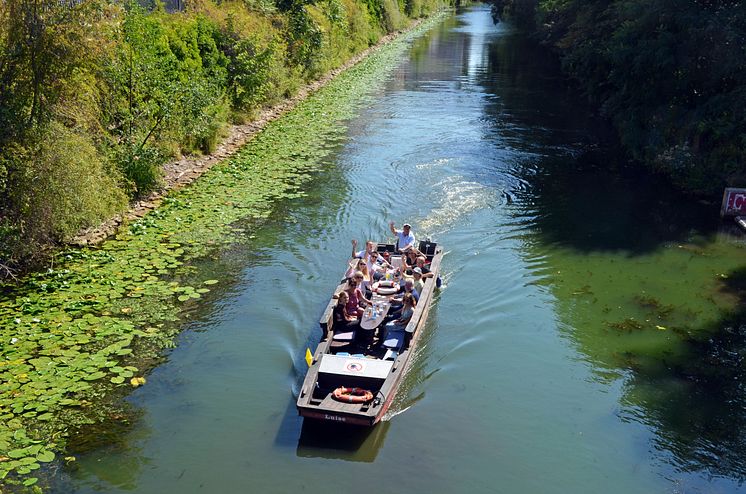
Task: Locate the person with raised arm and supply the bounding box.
[389,221,416,253]
[351,239,377,259]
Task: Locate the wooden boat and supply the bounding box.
[296,239,443,426]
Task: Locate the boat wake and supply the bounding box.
[382,404,412,422]
[419,175,497,235]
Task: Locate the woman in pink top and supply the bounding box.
[344,277,371,318]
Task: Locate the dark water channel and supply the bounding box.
[55,6,746,493]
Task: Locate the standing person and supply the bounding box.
[389,221,416,253]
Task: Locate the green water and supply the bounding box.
[51,6,746,493]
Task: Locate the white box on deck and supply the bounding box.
[319,354,393,379]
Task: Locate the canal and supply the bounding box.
[54,5,746,493]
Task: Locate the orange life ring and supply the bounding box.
[332,386,374,404]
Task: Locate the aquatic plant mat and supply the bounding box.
[0,14,444,490]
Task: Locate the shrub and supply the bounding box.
[381,0,404,32]
[227,37,278,109]
[3,123,126,247]
[101,3,229,193]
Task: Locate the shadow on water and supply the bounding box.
[513,151,721,256]
[476,26,721,256]
[295,420,391,463]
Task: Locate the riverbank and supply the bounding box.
[0,13,446,490]
[69,20,423,248]
[0,0,449,277]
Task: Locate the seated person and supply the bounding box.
[388,280,419,319]
[401,249,417,271]
[351,239,376,259]
[414,256,434,279]
[353,270,373,299]
[345,259,371,290]
[344,278,371,318]
[363,242,393,281]
[384,293,416,334]
[333,291,360,332]
[368,258,386,282]
[399,279,420,301]
[352,239,391,269]
[412,267,425,294]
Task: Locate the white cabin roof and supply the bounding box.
[319,354,393,379]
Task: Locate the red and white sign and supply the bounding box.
[345,361,364,373]
[721,188,746,217]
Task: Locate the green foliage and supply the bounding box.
[362,0,385,27]
[225,37,278,109]
[0,0,104,141]
[0,0,445,275]
[486,0,746,195]
[286,6,324,76]
[380,0,404,31]
[360,0,405,31]
[487,0,536,27]
[0,123,126,262]
[102,4,229,195]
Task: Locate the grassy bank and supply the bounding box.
[487,0,745,196]
[0,10,448,491]
[0,0,448,276]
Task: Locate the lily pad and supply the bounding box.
[84,371,107,381]
[7,449,27,459]
[36,450,55,462]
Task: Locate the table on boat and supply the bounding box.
[360,298,391,330]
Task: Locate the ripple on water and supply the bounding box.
[420,175,499,234]
[415,157,452,170]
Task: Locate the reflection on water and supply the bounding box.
[53,5,746,494]
[484,27,746,488]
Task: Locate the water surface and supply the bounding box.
[55,6,746,493]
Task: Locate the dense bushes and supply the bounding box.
[0,0,449,275]
[489,0,746,195]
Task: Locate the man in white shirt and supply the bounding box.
[351,239,390,280]
[389,221,415,252]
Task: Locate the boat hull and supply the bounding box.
[296,241,443,426]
